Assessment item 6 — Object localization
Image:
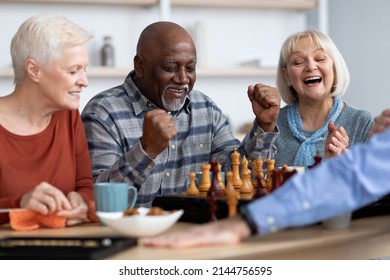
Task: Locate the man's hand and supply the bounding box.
[369,109,390,137]
[141,109,177,159]
[142,215,251,249]
[247,84,280,132]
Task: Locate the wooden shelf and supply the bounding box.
[0,0,317,10]
[171,0,317,10]
[0,68,13,78]
[197,66,277,77]
[0,66,276,79]
[0,0,158,6]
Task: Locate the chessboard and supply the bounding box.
[153,148,299,224]
[152,193,251,224]
[153,148,390,224]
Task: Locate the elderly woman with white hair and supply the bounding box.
[273,29,373,167]
[0,15,94,226]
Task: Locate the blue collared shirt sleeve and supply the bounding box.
[247,127,390,235]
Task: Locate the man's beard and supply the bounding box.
[162,92,185,112]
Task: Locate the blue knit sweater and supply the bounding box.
[275,103,373,167]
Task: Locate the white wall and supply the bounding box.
[328,0,389,117]
[0,2,309,133]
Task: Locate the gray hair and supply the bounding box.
[11,15,93,84]
[276,29,350,105]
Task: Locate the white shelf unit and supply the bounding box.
[0,0,318,132]
[0,0,317,79]
[0,66,277,79]
[0,0,317,9]
[171,0,317,10]
[0,0,157,6]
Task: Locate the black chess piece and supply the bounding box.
[207,160,224,198]
[253,175,267,199]
[308,154,322,169]
[208,190,218,222]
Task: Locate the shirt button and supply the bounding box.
[199,144,204,148]
[266,216,275,224]
[254,132,258,136]
[302,201,310,209]
[147,163,154,169]
[171,144,176,149]
[165,172,171,177]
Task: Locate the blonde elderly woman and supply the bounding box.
[0,15,94,226]
[250,29,373,167]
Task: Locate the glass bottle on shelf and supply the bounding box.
[100,35,115,67]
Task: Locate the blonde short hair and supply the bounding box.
[276,29,350,105]
[11,15,93,84]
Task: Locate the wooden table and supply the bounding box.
[1,215,390,260]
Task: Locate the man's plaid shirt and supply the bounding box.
[82,71,278,206]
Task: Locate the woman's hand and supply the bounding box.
[325,121,349,158]
[58,191,89,226]
[20,182,72,215]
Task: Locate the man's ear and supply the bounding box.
[25,58,41,83]
[134,55,144,78]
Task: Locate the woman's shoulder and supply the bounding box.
[338,103,373,142]
[277,105,290,125]
[53,110,82,128]
[341,103,373,120]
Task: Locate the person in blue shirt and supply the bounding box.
[143,109,390,248]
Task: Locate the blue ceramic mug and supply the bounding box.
[94,182,137,212]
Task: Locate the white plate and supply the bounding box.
[96,207,184,237]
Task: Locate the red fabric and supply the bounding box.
[0,110,94,225]
[9,210,67,231]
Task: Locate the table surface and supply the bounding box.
[1,215,390,260]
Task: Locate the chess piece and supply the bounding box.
[240,156,253,199]
[309,154,322,169]
[199,163,211,196]
[280,164,297,185]
[265,159,275,193]
[252,159,258,188]
[253,174,267,199]
[225,171,237,197]
[231,148,243,190]
[186,172,200,196]
[227,190,238,217]
[217,162,225,189]
[208,160,225,198]
[271,167,283,192]
[252,156,264,189]
[208,190,218,222]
